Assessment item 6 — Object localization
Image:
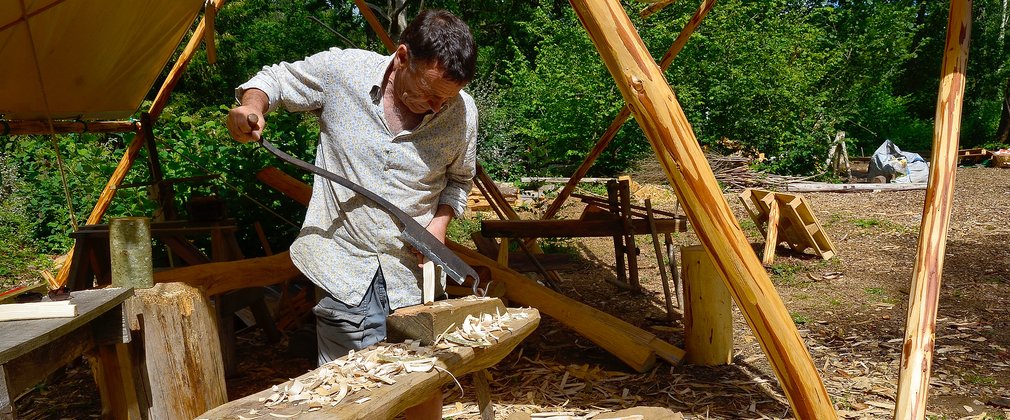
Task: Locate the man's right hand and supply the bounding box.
[226,105,265,143]
[226,89,270,142]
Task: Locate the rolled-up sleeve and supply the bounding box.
[236,48,339,113]
[438,99,478,217]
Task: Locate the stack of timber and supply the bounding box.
[957,148,990,165]
[634,154,813,192]
[467,185,518,212]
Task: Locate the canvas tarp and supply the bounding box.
[0,0,204,121]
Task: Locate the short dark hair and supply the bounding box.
[399,9,476,83]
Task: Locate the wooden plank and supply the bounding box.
[200,308,539,419]
[895,1,972,418]
[783,182,927,192]
[481,218,686,238]
[0,301,77,322]
[619,179,641,290]
[566,0,835,416]
[387,297,507,345]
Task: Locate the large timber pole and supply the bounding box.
[895,1,972,418]
[566,1,835,417]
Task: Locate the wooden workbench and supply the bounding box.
[200,307,539,419]
[0,287,134,419]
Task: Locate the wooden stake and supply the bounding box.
[422,260,438,304]
[607,181,627,284]
[761,195,780,265]
[619,179,640,290]
[202,0,217,64]
[645,199,675,321]
[566,0,835,416]
[895,1,972,418]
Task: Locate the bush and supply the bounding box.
[0,153,51,287]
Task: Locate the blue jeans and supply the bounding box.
[313,268,390,366]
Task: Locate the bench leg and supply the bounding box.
[473,369,493,420]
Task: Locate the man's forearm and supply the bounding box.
[426,204,455,244]
[240,88,270,113]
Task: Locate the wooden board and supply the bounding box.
[481,218,686,238]
[0,301,77,322]
[200,308,539,419]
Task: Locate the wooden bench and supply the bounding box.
[1,288,134,419]
[200,307,539,419]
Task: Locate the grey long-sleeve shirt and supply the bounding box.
[237,48,477,309]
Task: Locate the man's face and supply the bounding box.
[393,49,466,115]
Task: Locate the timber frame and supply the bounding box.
[1,0,973,418]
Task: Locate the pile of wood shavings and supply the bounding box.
[259,309,530,411]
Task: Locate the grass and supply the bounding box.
[768,262,805,286]
[852,218,882,228]
[790,312,810,325]
[851,217,912,234]
[963,372,998,386]
[446,213,483,244]
[864,287,885,296]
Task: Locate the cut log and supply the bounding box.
[386,297,507,345]
[895,1,972,419]
[681,246,733,366]
[125,282,227,419]
[566,0,835,417]
[0,301,77,322]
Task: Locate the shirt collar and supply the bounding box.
[369,53,396,104]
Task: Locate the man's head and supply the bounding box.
[399,9,476,84]
[391,9,475,115]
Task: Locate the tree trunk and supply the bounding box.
[995,77,1010,144]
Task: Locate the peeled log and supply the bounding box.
[153,252,300,296]
[566,0,835,417]
[895,1,972,418]
[126,282,227,419]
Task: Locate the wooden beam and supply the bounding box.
[202,0,217,64]
[541,0,716,219]
[148,0,227,120]
[352,0,396,53]
[153,252,301,296]
[256,167,312,206]
[447,241,685,371]
[783,182,927,193]
[895,1,972,418]
[0,120,138,135]
[566,0,835,417]
[481,218,686,238]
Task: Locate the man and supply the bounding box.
[226,9,477,417]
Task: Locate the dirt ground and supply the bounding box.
[15,166,1010,419]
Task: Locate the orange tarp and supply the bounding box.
[0,0,204,121]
